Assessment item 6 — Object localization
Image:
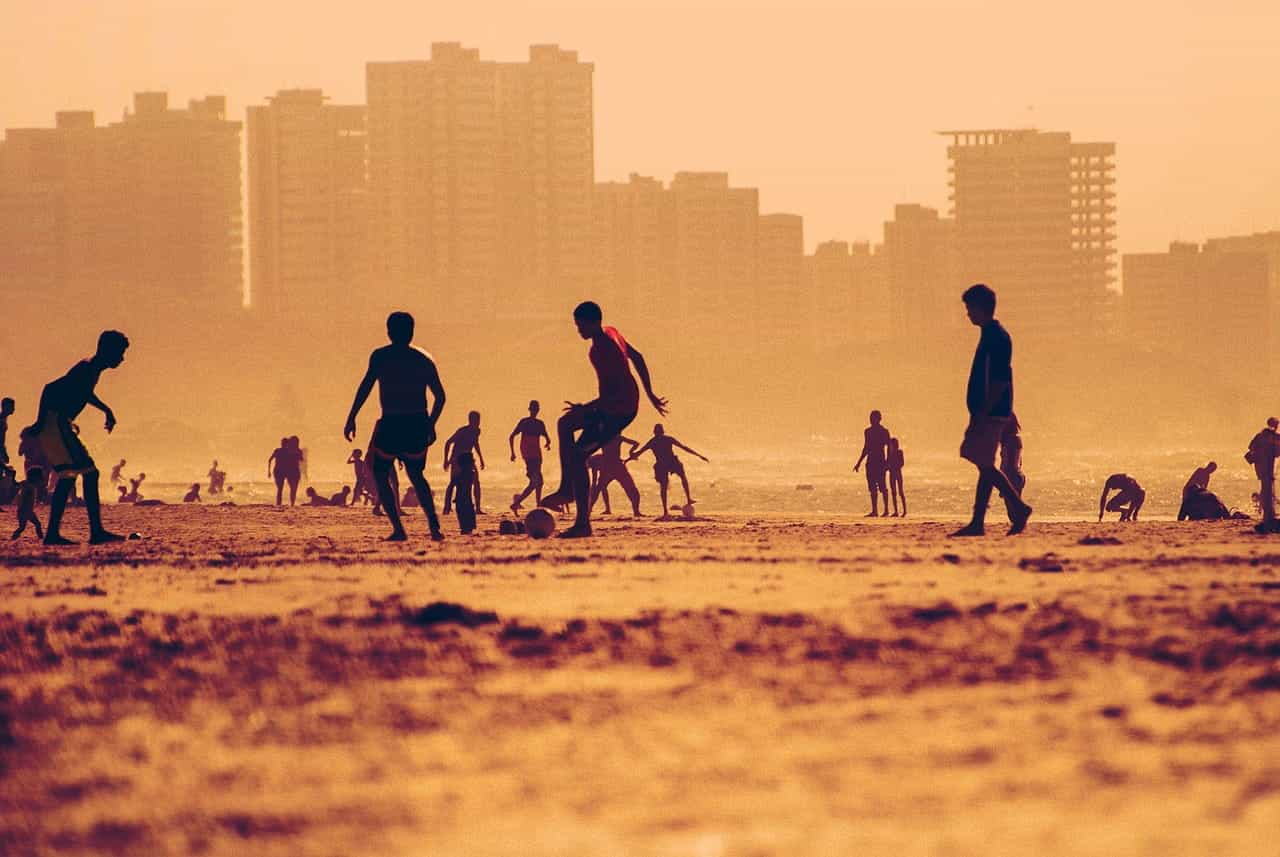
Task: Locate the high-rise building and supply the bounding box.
[1203,231,1280,351]
[757,213,805,349]
[247,89,368,320]
[591,174,667,319]
[665,172,759,332]
[1123,241,1270,363]
[805,240,889,347]
[366,43,593,318]
[942,129,1116,342]
[0,93,243,319]
[883,203,960,348]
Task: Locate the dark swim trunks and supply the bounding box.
[578,407,636,453]
[35,413,95,478]
[654,457,686,484]
[372,414,435,460]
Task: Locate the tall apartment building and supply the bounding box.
[1123,241,1270,363]
[591,174,667,319]
[757,213,805,348]
[942,129,1116,342]
[247,89,368,320]
[366,43,593,318]
[665,172,759,332]
[883,203,961,348]
[805,240,889,346]
[0,93,242,319]
[1203,231,1280,350]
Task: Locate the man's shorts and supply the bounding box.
[450,452,477,482]
[654,458,685,485]
[960,416,1010,467]
[372,414,435,461]
[36,414,95,479]
[576,406,636,453]
[864,463,887,489]
[524,457,543,480]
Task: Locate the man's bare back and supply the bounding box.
[369,344,440,416]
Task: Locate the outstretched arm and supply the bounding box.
[673,440,708,462]
[344,356,378,442]
[629,440,653,461]
[621,436,640,456]
[626,344,668,416]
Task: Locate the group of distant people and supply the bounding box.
[9,286,1280,545]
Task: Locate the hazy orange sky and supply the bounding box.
[3,0,1277,260]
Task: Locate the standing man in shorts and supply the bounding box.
[539,301,668,538]
[344,311,446,542]
[952,284,1032,537]
[630,424,708,519]
[27,330,130,545]
[853,409,892,517]
[509,400,551,512]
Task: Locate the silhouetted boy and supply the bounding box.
[347,449,374,505]
[887,437,906,517]
[952,285,1032,537]
[1183,461,1216,499]
[509,400,552,512]
[27,331,129,545]
[110,459,126,484]
[630,424,708,519]
[443,411,485,516]
[540,301,667,538]
[183,483,202,503]
[344,312,446,542]
[853,410,892,516]
[590,435,642,517]
[1098,474,1145,522]
[11,466,44,540]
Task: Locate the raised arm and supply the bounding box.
[621,435,640,455]
[626,343,668,416]
[344,355,378,442]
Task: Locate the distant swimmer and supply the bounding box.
[110,458,126,484]
[268,437,302,506]
[1246,418,1280,533]
[539,302,667,539]
[509,400,552,512]
[590,435,642,517]
[1098,473,1146,522]
[344,311,446,542]
[887,437,907,517]
[853,410,891,517]
[10,466,44,541]
[183,483,202,503]
[25,330,130,545]
[951,285,1032,537]
[630,424,708,520]
[442,411,485,517]
[347,449,375,506]
[207,460,226,495]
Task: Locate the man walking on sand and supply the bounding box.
[344,311,446,542]
[951,284,1032,537]
[539,301,668,539]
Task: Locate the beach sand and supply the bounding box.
[2,506,1279,855]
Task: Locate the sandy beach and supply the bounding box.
[2,506,1279,856]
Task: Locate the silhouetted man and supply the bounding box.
[443,411,485,516]
[952,284,1032,537]
[0,397,13,473]
[630,424,707,519]
[1183,461,1216,498]
[853,410,892,516]
[509,400,551,512]
[344,311,446,542]
[540,301,667,538]
[27,330,129,545]
[590,435,642,517]
[208,460,226,495]
[1247,418,1280,533]
[1099,473,1145,522]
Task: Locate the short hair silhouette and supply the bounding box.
[97,330,130,355]
[386,312,415,344]
[870,410,882,423]
[1,397,13,411]
[961,284,997,314]
[573,301,603,323]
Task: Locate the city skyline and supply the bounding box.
[2,0,1276,260]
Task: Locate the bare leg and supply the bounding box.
[402,459,443,540]
[472,471,482,513]
[275,474,284,506]
[288,475,299,506]
[659,480,670,518]
[44,477,76,545]
[618,468,642,516]
[85,471,122,543]
[372,456,406,540]
[443,480,455,514]
[679,472,693,506]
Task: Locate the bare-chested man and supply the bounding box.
[442,411,485,516]
[630,424,708,520]
[1098,473,1146,522]
[853,410,891,517]
[539,301,667,538]
[344,312,446,542]
[509,400,552,512]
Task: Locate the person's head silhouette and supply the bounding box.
[0,397,13,417]
[529,400,540,416]
[468,410,481,428]
[961,283,997,326]
[869,410,882,426]
[387,311,414,345]
[573,301,603,339]
[1207,462,1218,473]
[654,424,665,437]
[95,330,130,368]
[352,449,363,460]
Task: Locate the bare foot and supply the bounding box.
[430,530,445,542]
[1007,504,1033,536]
[43,534,77,546]
[557,524,592,539]
[89,530,126,545]
[950,524,985,537]
[385,530,408,542]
